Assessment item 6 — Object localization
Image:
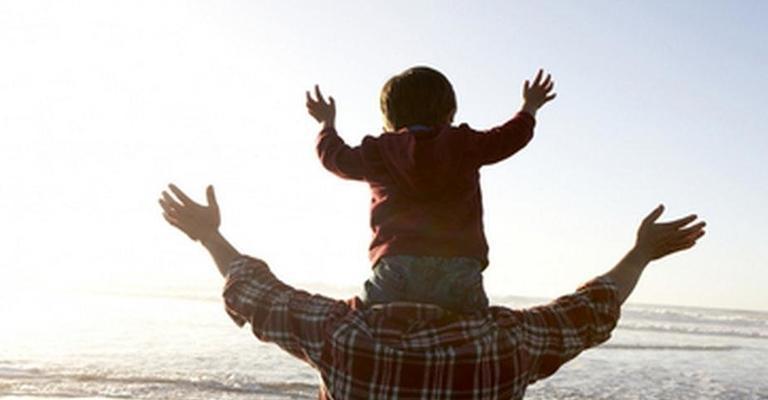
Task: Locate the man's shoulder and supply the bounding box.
[332,301,527,348]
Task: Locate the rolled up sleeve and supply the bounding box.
[223,256,349,366]
[316,127,367,181]
[519,276,620,383]
[468,111,536,167]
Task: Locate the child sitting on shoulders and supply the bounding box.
[306,66,555,314]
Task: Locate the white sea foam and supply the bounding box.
[1,291,766,399]
[600,343,741,351]
[622,305,768,327]
[617,321,768,339]
[0,367,318,399]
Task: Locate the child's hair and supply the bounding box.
[380,66,457,131]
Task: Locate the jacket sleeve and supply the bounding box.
[466,112,536,166]
[223,256,349,366]
[517,276,620,383]
[316,127,367,181]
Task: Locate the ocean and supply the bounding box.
[1,289,766,399]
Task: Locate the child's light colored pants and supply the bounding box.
[361,255,489,314]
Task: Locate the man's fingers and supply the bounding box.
[660,214,698,230]
[315,85,325,104]
[161,191,184,211]
[158,198,177,217]
[168,184,195,206]
[162,212,179,227]
[163,213,195,240]
[676,221,706,237]
[690,230,706,242]
[668,229,705,249]
[329,96,335,108]
[667,230,706,252]
[665,239,699,254]
[681,228,706,242]
[544,93,557,103]
[306,90,313,104]
[523,80,530,94]
[643,204,665,225]
[206,185,218,209]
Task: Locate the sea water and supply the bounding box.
[1,289,766,399]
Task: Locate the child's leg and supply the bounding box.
[361,255,489,314]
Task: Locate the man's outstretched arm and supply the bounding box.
[158,184,344,367]
[520,204,706,382]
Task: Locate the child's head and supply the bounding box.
[380,66,457,131]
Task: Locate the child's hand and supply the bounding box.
[306,85,336,129]
[521,69,556,117]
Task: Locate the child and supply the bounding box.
[306,66,555,314]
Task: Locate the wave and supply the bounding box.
[0,368,317,399]
[617,321,768,339]
[0,392,129,399]
[601,343,740,351]
[621,306,768,328]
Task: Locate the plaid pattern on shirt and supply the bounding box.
[224,256,620,400]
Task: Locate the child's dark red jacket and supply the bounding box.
[316,112,535,269]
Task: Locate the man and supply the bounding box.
[158,184,705,399]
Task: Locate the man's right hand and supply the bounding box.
[634,204,706,261]
[159,184,221,243]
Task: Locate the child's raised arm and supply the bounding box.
[466,69,556,166]
[306,85,367,181]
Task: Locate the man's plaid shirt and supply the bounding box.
[224,256,620,400]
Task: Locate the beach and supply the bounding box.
[2,291,766,399]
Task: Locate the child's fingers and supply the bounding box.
[542,73,551,88]
[523,80,530,95]
[544,93,557,103]
[315,85,325,103]
[533,69,543,86]
[329,96,335,108]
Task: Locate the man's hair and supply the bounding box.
[380,66,457,131]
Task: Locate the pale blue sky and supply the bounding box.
[1,0,766,311]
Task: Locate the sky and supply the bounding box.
[1,0,766,312]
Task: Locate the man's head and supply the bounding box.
[380,66,457,131]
